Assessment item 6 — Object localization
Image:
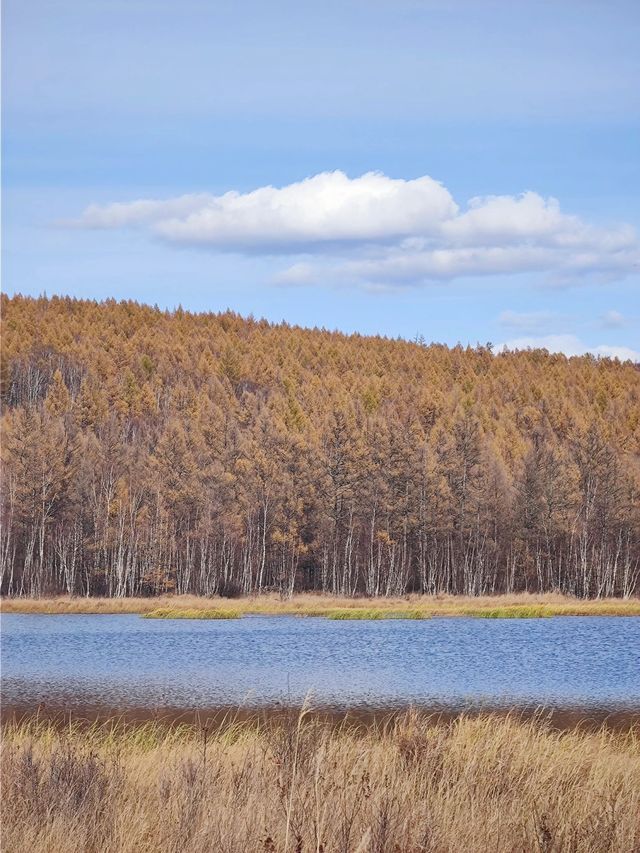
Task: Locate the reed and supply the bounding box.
[3,592,640,618]
[2,710,639,852]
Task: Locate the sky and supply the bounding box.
[3,0,640,359]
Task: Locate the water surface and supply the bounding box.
[2,614,639,714]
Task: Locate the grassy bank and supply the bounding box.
[3,591,640,618]
[2,711,639,852]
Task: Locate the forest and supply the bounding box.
[1,294,639,599]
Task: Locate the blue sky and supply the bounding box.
[3,0,639,358]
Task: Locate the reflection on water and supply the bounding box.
[1,614,639,713]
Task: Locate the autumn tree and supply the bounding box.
[1,294,638,599]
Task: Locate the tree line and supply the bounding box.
[1,294,639,598]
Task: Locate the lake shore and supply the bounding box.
[4,701,640,734]
[3,591,640,617]
[3,709,639,852]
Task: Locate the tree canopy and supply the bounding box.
[1,294,639,598]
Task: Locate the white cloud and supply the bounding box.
[343,245,559,283]
[600,309,627,328]
[442,192,636,252]
[71,171,640,286]
[594,344,640,361]
[443,192,569,246]
[76,194,213,229]
[497,334,639,363]
[75,172,457,249]
[271,262,317,286]
[498,310,558,332]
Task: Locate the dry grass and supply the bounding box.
[3,591,640,618]
[2,710,640,852]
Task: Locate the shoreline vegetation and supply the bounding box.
[3,592,640,618]
[142,607,241,620]
[3,710,640,852]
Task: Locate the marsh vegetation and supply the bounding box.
[4,592,640,617]
[142,607,240,620]
[3,711,639,852]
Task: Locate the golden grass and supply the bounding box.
[142,608,240,620]
[2,710,640,852]
[3,591,640,618]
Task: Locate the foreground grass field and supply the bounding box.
[3,591,640,618]
[2,711,639,852]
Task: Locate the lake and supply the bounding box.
[2,613,639,716]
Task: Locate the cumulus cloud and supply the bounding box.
[497,334,639,363]
[442,192,636,252]
[75,172,457,249]
[71,170,640,286]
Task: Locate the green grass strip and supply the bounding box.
[142,608,240,620]
[462,606,552,619]
[325,608,428,620]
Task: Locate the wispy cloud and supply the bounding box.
[70,171,640,287]
[271,262,317,287]
[600,309,627,329]
[498,310,559,332]
[497,334,639,363]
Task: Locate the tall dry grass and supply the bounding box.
[3,591,640,617]
[2,711,639,852]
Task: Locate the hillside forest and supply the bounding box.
[1,295,639,599]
